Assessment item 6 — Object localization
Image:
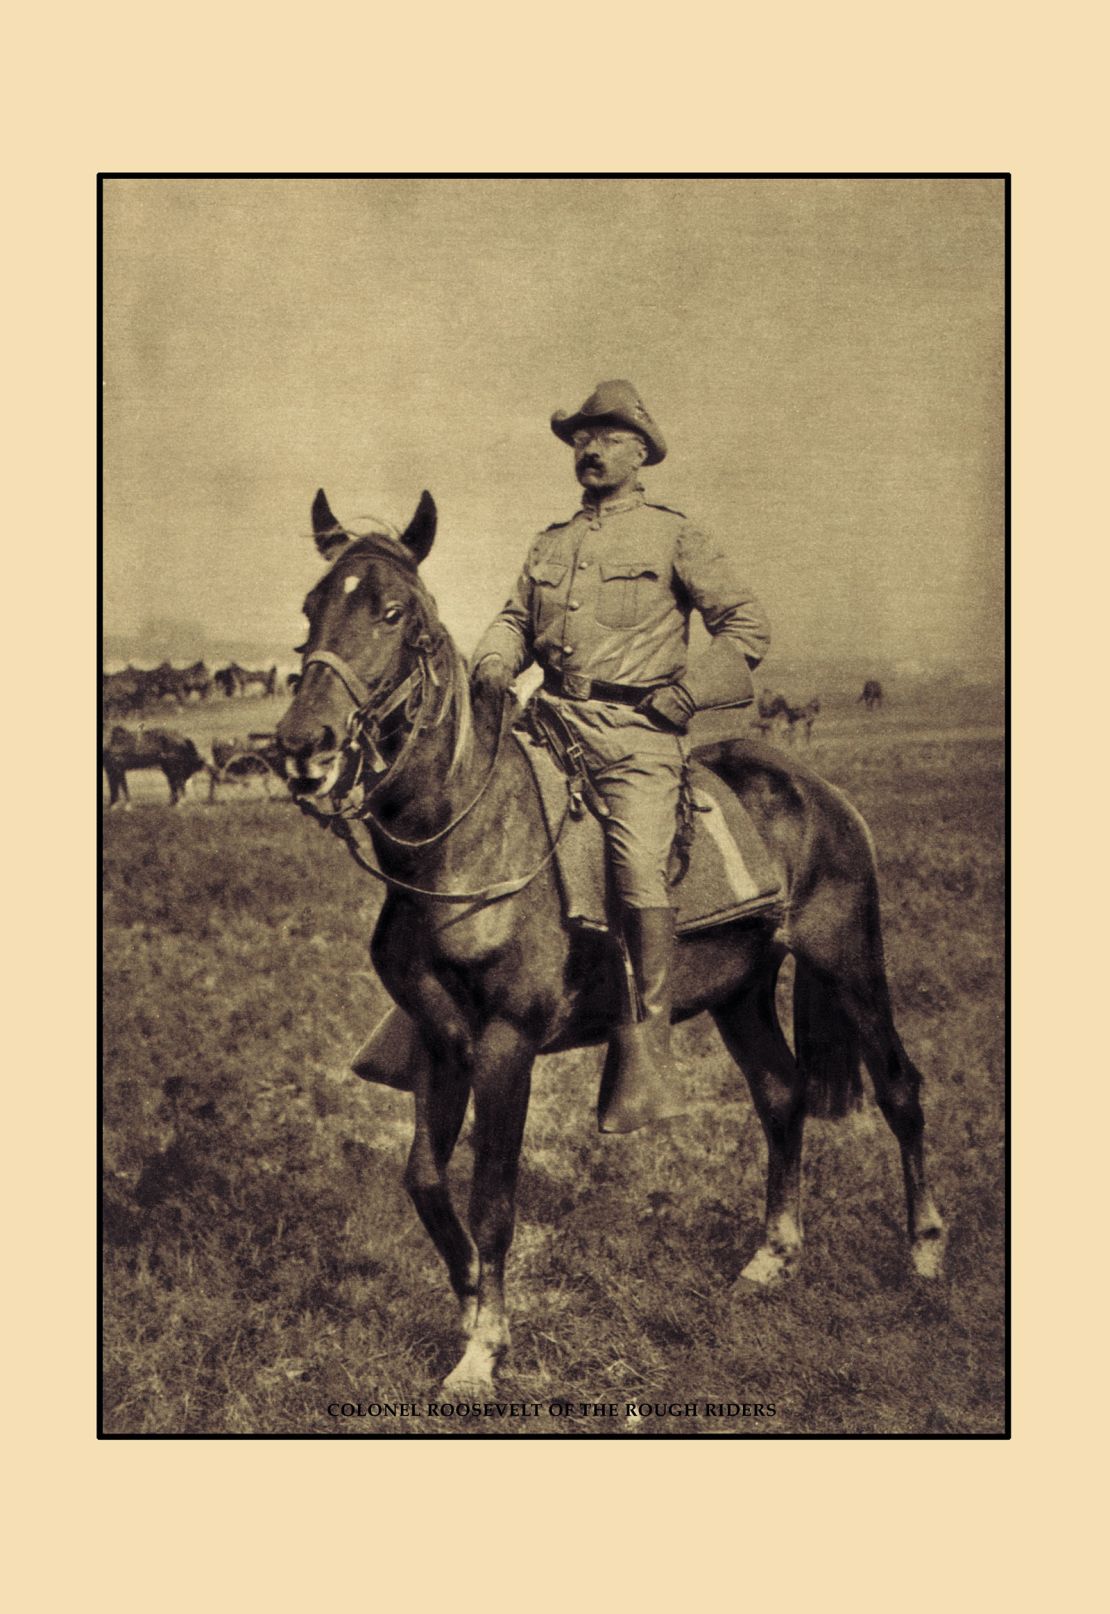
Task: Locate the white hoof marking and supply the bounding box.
[911,1235,946,1280]
[738,1245,798,1287]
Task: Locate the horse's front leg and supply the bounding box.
[442,1018,534,1396]
[405,1057,479,1334]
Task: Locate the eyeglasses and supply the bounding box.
[571,428,641,451]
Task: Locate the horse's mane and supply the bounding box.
[340,536,473,781]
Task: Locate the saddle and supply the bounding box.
[511,708,781,936]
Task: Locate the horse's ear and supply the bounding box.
[399,491,437,567]
[311,489,348,562]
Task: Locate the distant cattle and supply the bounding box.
[214,663,278,698]
[102,726,205,807]
[858,679,884,711]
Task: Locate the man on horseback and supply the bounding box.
[470,381,770,1132]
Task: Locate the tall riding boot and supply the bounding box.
[597,906,685,1134]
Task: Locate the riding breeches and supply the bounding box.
[538,695,685,909]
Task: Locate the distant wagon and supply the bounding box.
[207,733,287,801]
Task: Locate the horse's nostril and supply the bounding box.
[320,726,337,752]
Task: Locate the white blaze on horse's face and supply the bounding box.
[279,546,418,783]
[278,489,438,781]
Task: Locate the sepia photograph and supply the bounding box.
[101,174,1006,1436]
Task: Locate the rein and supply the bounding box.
[297,649,569,904]
[326,798,570,905]
[302,643,504,848]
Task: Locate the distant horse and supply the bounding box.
[783,696,821,745]
[276,488,946,1394]
[102,726,205,807]
[752,691,818,745]
[751,689,789,739]
[148,660,212,704]
[103,667,150,716]
[240,664,277,697]
[858,679,883,712]
[214,663,277,698]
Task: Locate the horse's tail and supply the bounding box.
[793,957,863,1119]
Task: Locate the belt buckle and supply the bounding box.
[562,670,592,701]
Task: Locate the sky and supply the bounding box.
[103,177,1004,674]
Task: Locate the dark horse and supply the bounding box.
[784,695,821,745]
[215,663,278,698]
[277,490,945,1393]
[156,660,212,703]
[102,726,206,807]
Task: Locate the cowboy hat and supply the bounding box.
[550,380,667,465]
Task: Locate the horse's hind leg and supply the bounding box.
[849,985,946,1278]
[442,1018,534,1394]
[712,958,806,1286]
[796,953,946,1278]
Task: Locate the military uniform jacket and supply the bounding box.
[471,490,770,691]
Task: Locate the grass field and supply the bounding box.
[102,694,1005,1436]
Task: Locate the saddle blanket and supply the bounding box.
[512,728,782,936]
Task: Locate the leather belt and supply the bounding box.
[542,668,657,706]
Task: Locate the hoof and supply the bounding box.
[441,1332,506,1398]
[734,1244,800,1289]
[441,1368,495,1398]
[911,1230,947,1280]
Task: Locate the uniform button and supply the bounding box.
[567,599,581,610]
[578,559,590,568]
[563,645,575,657]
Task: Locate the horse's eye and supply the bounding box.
[382,604,403,625]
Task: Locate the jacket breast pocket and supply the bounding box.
[527,558,567,624]
[527,559,568,590]
[595,560,661,630]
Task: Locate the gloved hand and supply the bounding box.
[638,681,697,733]
[469,653,514,700]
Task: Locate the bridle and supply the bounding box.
[300,629,507,844]
[300,645,432,823]
[293,637,569,904]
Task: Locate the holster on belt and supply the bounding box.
[521,697,610,821]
